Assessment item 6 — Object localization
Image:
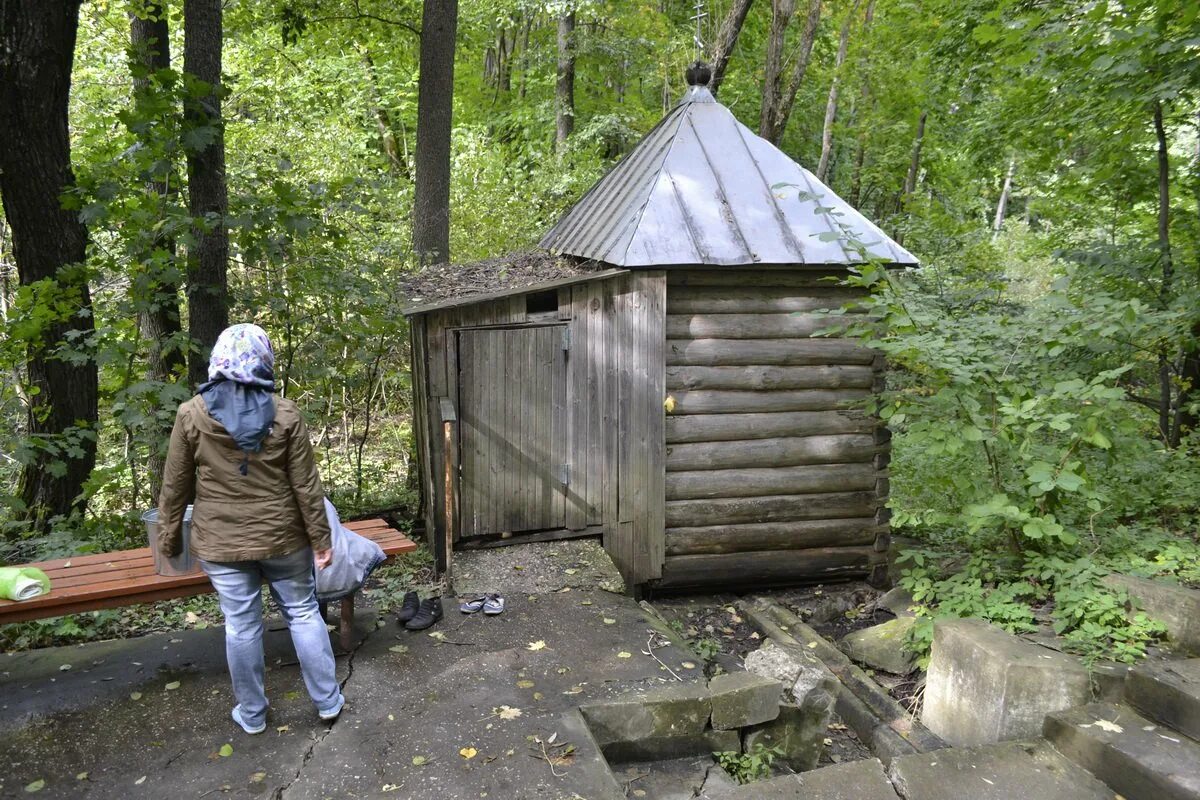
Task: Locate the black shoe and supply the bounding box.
[405,597,444,631]
[396,591,420,624]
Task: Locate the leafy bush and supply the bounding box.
[713,743,784,784]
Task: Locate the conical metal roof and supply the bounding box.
[540,82,918,267]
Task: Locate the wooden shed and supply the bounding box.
[403,67,917,594]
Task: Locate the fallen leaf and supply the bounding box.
[130,692,143,701]
[806,642,819,649]
[412,755,427,766]
[75,772,88,781]
[382,784,400,792]
[388,714,395,721]
[533,692,544,701]
[663,395,676,413]
[617,651,632,659]
[164,681,181,691]
[135,776,146,785]
[429,631,447,641]
[59,664,72,672]
[527,640,546,651]
[218,743,234,757]
[681,661,696,669]
[565,568,577,575]
[63,561,71,568]
[250,772,266,783]
[459,747,478,759]
[547,732,558,745]
[602,618,616,625]
[24,779,44,793]
[516,680,535,689]
[495,705,522,720]
[185,611,199,624]
[580,600,593,606]
[1085,719,1123,733]
[556,667,569,674]
[633,790,647,797]
[389,645,409,654]
[823,737,834,745]
[564,686,584,695]
[276,725,290,733]
[284,690,301,701]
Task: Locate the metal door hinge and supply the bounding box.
[557,464,570,487]
[561,327,571,353]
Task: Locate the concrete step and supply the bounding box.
[1125,658,1200,742]
[1044,701,1200,800]
[887,741,1114,800]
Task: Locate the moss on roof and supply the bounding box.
[401,250,606,309]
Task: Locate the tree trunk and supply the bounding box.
[361,47,410,178]
[816,0,862,182]
[413,0,458,266]
[131,0,186,502]
[758,0,796,141]
[556,9,576,150]
[709,0,754,97]
[183,0,229,387]
[903,109,927,197]
[846,0,875,207]
[1177,112,1200,443]
[0,0,98,525]
[1152,100,1173,444]
[768,0,822,146]
[991,155,1016,239]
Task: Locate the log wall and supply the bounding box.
[656,268,889,589]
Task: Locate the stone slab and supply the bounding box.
[581,683,711,746]
[709,671,782,730]
[921,618,1092,746]
[888,741,1115,800]
[1045,701,1200,800]
[839,617,918,674]
[744,638,839,708]
[1104,574,1200,655]
[600,729,741,763]
[717,759,900,800]
[876,587,918,618]
[1126,658,1200,741]
[743,702,828,772]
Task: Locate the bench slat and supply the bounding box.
[0,519,417,624]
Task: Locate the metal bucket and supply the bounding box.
[142,506,201,576]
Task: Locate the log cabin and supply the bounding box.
[402,63,917,595]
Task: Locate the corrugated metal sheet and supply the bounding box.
[540,86,919,267]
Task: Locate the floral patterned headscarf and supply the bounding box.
[207,323,275,390]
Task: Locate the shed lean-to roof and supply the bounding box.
[540,71,919,268]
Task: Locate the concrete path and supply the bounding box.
[0,542,700,799]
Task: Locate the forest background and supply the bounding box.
[1,0,1199,661]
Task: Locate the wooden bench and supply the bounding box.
[0,518,418,650]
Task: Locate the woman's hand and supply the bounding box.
[314,548,334,570]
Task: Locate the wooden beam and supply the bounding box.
[666,434,878,471]
[666,463,877,500]
[401,268,628,316]
[665,518,879,555]
[665,410,873,443]
[665,313,848,339]
[666,365,874,391]
[669,389,872,415]
[655,546,881,588]
[665,491,878,527]
[666,338,876,366]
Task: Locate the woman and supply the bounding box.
[156,323,343,734]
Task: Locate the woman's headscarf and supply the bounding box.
[198,323,277,473]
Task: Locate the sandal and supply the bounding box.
[483,594,505,616]
[459,595,487,614]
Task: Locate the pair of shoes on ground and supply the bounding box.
[459,594,504,615]
[232,693,344,735]
[397,591,443,630]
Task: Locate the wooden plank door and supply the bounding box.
[457,325,569,538]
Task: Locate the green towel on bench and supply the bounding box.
[0,567,51,601]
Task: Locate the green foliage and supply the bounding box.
[713,743,784,784]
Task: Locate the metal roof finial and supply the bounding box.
[685,60,712,87]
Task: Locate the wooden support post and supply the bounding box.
[439,396,457,582]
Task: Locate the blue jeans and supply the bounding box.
[201,547,342,727]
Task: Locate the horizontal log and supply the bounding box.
[666,338,876,366]
[665,518,879,555]
[666,313,849,340]
[667,286,866,315]
[666,411,873,443]
[655,546,880,588]
[670,389,872,415]
[666,365,874,391]
[667,269,852,288]
[665,491,879,527]
[667,434,878,471]
[666,463,878,500]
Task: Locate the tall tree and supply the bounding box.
[758,0,795,141]
[413,0,458,266]
[130,0,187,501]
[183,0,229,386]
[360,46,410,178]
[991,156,1016,239]
[709,0,754,96]
[761,0,821,145]
[0,0,99,524]
[816,0,862,182]
[555,8,576,150]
